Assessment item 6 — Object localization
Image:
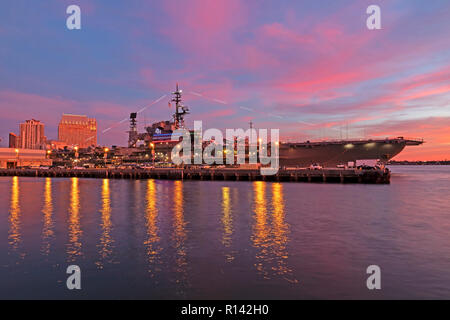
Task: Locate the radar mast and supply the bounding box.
[172,83,189,129]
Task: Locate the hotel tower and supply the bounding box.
[58,114,97,148]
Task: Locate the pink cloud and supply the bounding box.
[0,90,138,146]
[159,0,246,52]
[364,117,450,161]
[259,23,313,46]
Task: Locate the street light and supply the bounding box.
[104,147,109,167]
[15,148,19,169]
[150,143,155,166]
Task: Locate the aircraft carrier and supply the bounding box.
[127,85,424,167]
[278,137,423,167]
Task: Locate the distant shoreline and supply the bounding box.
[388,161,450,165]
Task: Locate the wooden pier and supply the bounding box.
[0,167,390,184]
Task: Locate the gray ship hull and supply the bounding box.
[279,138,423,167]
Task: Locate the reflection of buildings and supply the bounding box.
[58,114,97,148]
[0,148,52,168]
[9,119,46,149]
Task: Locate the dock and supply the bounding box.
[0,167,390,184]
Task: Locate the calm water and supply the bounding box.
[0,166,449,299]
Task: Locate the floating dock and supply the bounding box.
[0,167,390,184]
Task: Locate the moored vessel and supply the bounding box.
[126,85,424,167]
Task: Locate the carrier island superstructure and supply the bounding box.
[125,85,423,168]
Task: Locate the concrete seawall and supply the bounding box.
[0,167,390,184]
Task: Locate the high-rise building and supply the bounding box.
[19,119,45,149]
[58,114,97,148]
[9,132,19,148]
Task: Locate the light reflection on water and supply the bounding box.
[67,177,82,261]
[96,179,114,268]
[1,166,450,299]
[171,180,189,295]
[221,187,234,262]
[271,183,296,282]
[8,176,21,251]
[252,181,270,278]
[144,179,161,275]
[41,178,54,256]
[251,182,296,282]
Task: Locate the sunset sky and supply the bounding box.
[0,0,449,160]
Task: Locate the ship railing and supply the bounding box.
[280,137,424,144]
[399,137,424,143]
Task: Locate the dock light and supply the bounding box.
[103,148,109,166]
[149,143,156,165]
[14,149,19,169]
[74,146,78,151]
[344,143,354,149]
[275,141,279,146]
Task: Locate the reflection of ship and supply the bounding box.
[128,85,424,167]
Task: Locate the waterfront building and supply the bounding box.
[9,132,19,148]
[47,140,69,150]
[18,119,46,149]
[0,148,52,168]
[58,114,97,148]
